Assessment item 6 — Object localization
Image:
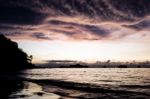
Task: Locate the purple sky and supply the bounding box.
[0,0,150,63]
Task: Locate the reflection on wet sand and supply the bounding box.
[9,81,60,99]
[9,80,150,99]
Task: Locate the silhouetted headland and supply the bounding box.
[0,34,34,74]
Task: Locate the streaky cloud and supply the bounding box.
[0,0,150,41]
[123,18,150,31]
[31,32,52,40]
[48,20,111,37]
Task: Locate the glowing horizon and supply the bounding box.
[14,39,150,63]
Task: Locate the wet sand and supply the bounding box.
[9,81,61,99]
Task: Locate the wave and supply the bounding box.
[23,78,150,96]
[1,75,150,99]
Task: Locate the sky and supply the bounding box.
[0,0,150,63]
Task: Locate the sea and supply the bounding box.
[8,68,150,99]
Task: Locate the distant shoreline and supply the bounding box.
[36,62,150,68]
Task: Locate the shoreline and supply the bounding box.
[8,79,150,99]
[1,68,150,99]
[1,75,150,99]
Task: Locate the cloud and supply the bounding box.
[83,25,110,37]
[37,0,150,22]
[31,32,51,40]
[123,18,150,31]
[1,0,149,24]
[0,6,47,25]
[0,32,23,37]
[46,60,78,63]
[48,20,111,38]
[0,0,150,41]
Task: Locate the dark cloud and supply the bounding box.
[49,20,111,37]
[49,20,73,25]
[47,60,77,63]
[31,32,50,40]
[0,0,149,40]
[51,29,77,36]
[83,25,110,37]
[0,32,23,37]
[38,0,150,22]
[0,25,22,30]
[109,0,150,18]
[0,0,149,25]
[0,6,47,25]
[0,0,48,25]
[123,19,150,30]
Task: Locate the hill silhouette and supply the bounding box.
[0,34,34,73]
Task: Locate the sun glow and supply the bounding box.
[16,39,150,63]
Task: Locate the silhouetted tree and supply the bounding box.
[28,55,33,63]
[0,34,34,73]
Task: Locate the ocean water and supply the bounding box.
[10,68,150,99]
[22,68,150,85]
